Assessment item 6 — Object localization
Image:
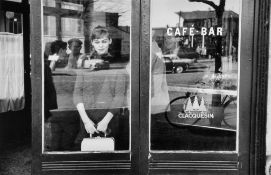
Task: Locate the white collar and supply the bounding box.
[48,53,59,61]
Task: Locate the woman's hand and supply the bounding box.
[76,103,97,135]
[84,121,98,135]
[97,112,114,133]
[96,119,109,133]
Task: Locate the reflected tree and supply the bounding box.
[81,0,95,54]
[189,0,225,73]
[189,0,226,126]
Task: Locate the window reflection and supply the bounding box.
[43,0,131,152]
[151,0,239,151]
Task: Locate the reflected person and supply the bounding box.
[44,42,57,121]
[151,31,170,114]
[44,40,67,120]
[44,40,79,151]
[48,40,68,71]
[66,38,87,69]
[151,31,171,150]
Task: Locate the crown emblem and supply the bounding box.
[184,96,207,113]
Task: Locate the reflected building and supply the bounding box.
[153,10,239,58]
[0,11,23,34]
[43,0,130,62]
[177,10,239,57]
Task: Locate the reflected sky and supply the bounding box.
[151,0,241,28]
[95,0,131,26]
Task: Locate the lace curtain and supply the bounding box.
[0,33,24,113]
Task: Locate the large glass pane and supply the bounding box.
[150,0,240,151]
[43,0,131,152]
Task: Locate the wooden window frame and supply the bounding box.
[31,0,140,174]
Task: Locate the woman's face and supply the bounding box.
[69,42,82,56]
[91,36,112,55]
[58,48,67,60]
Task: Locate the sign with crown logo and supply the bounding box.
[178,95,214,119]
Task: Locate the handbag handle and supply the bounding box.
[89,132,107,138]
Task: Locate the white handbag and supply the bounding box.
[81,134,115,152]
[266,156,271,175]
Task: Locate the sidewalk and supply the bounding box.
[0,138,31,175]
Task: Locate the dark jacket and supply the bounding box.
[44,62,58,119]
[73,69,128,120]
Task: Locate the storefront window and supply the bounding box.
[43,0,131,152]
[150,0,240,151]
[0,11,24,113]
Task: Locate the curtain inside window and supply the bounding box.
[0,33,24,113]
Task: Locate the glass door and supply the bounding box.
[42,0,131,153]
[140,0,255,174]
[31,0,140,174]
[150,0,239,152]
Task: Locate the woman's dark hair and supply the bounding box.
[68,38,82,47]
[90,26,111,41]
[44,42,52,60]
[51,40,67,55]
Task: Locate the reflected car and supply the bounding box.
[162,55,195,73]
[177,47,199,59]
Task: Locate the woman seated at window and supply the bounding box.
[73,26,129,150]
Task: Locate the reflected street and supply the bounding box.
[167,57,238,88]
